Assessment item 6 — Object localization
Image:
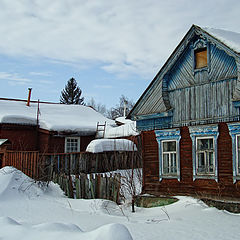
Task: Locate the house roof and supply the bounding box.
[0,99,115,134]
[203,27,240,54]
[127,25,240,119]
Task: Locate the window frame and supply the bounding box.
[236,135,240,176]
[194,47,208,69]
[191,39,211,74]
[155,129,181,181]
[227,123,240,183]
[161,139,178,176]
[65,137,80,153]
[195,136,215,176]
[189,125,218,182]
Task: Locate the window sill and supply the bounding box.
[193,66,208,74]
[193,174,217,181]
[159,175,180,181]
[233,176,240,183]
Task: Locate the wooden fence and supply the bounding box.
[2,150,123,203]
[2,149,141,182]
[52,172,121,203]
[0,133,143,203]
[2,151,43,179]
[43,151,141,176]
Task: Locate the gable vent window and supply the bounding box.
[195,48,207,69]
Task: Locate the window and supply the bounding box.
[236,136,240,175]
[194,48,207,69]
[162,141,177,175]
[196,137,214,175]
[65,137,80,153]
[155,129,181,181]
[227,123,240,182]
[189,125,218,181]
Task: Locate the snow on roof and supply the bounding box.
[0,99,115,133]
[203,27,240,53]
[0,139,8,146]
[115,117,133,125]
[100,121,139,138]
[86,139,137,153]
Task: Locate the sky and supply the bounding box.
[0,0,239,109]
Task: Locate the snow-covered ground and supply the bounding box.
[0,167,240,240]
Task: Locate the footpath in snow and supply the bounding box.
[0,167,240,240]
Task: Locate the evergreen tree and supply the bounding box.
[60,78,84,104]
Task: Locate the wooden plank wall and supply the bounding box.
[142,123,240,201]
[168,42,238,125]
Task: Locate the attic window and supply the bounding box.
[194,48,207,69]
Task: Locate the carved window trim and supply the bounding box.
[189,125,218,181]
[227,123,240,183]
[192,39,211,74]
[155,129,181,181]
[236,135,240,176]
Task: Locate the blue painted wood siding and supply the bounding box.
[167,42,238,126]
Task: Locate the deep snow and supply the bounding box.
[0,167,240,240]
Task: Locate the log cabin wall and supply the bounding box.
[142,123,240,200]
[0,123,96,154]
[0,123,38,151]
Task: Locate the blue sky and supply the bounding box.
[0,0,239,109]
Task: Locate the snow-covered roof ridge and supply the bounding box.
[86,139,137,153]
[103,121,139,138]
[0,99,115,133]
[202,26,240,53]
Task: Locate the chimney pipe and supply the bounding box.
[27,88,32,106]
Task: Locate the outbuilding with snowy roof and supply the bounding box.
[128,24,240,201]
[0,98,114,153]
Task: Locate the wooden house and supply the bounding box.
[128,25,240,201]
[0,98,114,153]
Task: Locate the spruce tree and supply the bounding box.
[60,78,84,104]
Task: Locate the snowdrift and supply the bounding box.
[0,167,133,240]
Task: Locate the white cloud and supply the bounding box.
[29,71,51,77]
[0,0,239,77]
[0,72,31,85]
